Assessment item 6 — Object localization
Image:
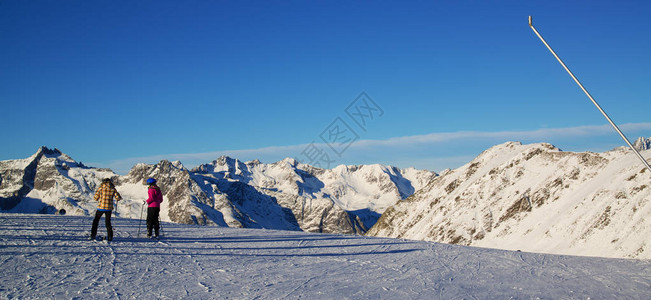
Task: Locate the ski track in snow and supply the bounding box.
[0,214,649,299]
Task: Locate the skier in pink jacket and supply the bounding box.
[145,178,163,238]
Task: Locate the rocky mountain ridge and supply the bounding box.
[0,147,435,234]
[366,140,651,259]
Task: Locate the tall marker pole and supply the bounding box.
[528,16,651,173]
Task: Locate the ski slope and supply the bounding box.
[1,213,649,299]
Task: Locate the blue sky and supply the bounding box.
[1,1,650,174]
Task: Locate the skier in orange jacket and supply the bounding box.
[90,178,121,241]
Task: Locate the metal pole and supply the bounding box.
[528,16,651,173]
[158,215,164,237]
[137,201,145,237]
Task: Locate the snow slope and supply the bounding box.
[0,213,648,299]
[368,142,651,259]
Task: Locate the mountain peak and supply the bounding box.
[171,160,185,169]
[246,159,262,166]
[278,157,298,167]
[32,146,77,164]
[633,136,651,151]
[214,155,237,166]
[36,146,62,157]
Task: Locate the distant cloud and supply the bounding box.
[352,122,651,149]
[95,122,651,174]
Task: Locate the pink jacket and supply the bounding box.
[146,185,163,208]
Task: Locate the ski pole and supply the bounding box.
[137,201,145,237]
[158,215,164,237]
[529,16,651,174]
[113,200,117,239]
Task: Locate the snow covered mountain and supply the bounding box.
[5,141,650,259]
[0,147,116,215]
[0,147,435,234]
[189,156,434,231]
[367,141,651,259]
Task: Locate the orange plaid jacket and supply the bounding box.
[93,182,121,211]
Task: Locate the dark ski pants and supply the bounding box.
[90,210,113,240]
[147,207,160,237]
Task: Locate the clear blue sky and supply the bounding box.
[1,1,650,174]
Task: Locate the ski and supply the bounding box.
[87,235,113,244]
[87,235,104,242]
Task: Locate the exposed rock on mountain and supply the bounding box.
[185,156,435,233]
[633,136,651,151]
[0,147,435,234]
